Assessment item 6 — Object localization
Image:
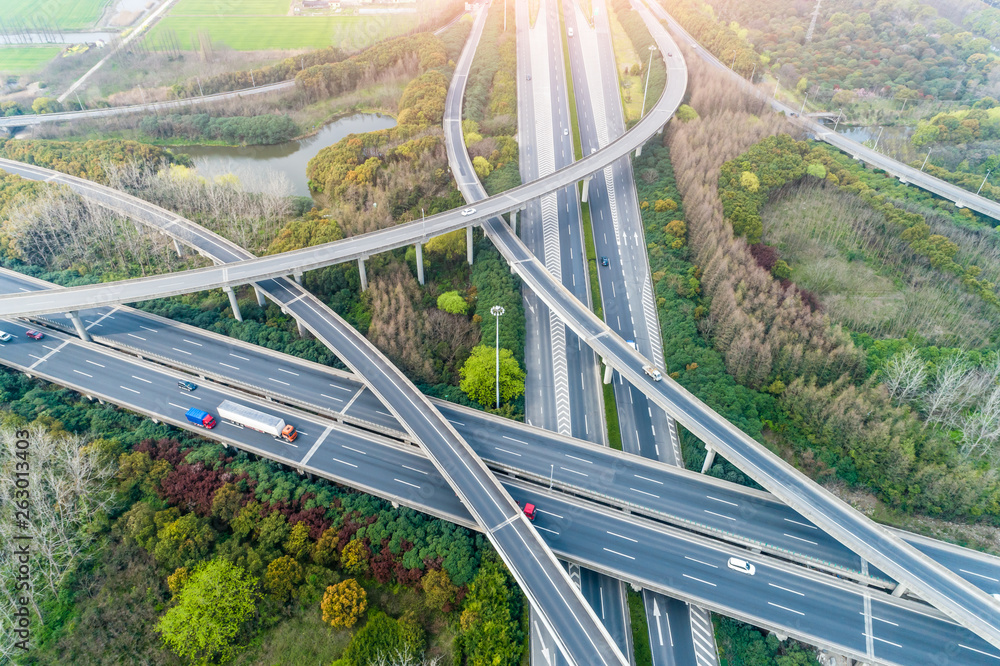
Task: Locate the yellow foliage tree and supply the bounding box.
[740,171,760,192]
[341,539,370,576]
[264,555,303,602]
[321,579,367,629]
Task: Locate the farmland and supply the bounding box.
[0,47,66,75]
[0,0,108,30]
[147,14,413,51]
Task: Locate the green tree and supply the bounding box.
[211,482,244,524]
[321,579,367,629]
[771,259,792,280]
[437,290,469,315]
[264,555,303,602]
[155,558,258,664]
[153,513,216,571]
[459,553,524,665]
[675,104,699,122]
[459,345,526,407]
[342,610,426,666]
[806,163,826,179]
[421,568,458,611]
[312,527,339,568]
[284,522,312,560]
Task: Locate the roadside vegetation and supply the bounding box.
[609,0,664,126]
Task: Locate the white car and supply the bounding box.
[563,128,569,136]
[461,208,477,216]
[0,331,11,342]
[727,557,755,575]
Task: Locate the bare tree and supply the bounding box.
[881,349,927,404]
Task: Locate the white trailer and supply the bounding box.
[217,400,298,441]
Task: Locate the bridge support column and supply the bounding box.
[293,270,303,286]
[415,242,425,285]
[297,319,309,338]
[891,582,907,598]
[602,359,613,384]
[509,209,518,235]
[701,446,716,473]
[466,226,474,265]
[657,124,664,135]
[358,258,368,292]
[67,311,90,342]
[254,286,266,308]
[224,286,243,322]
[580,175,592,203]
[173,238,184,257]
[635,144,643,158]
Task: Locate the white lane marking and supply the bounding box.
[394,478,420,489]
[684,556,718,568]
[634,474,664,485]
[960,644,1000,660]
[139,325,158,333]
[127,333,146,341]
[768,583,805,596]
[342,445,367,455]
[402,464,429,475]
[171,347,192,355]
[863,613,898,627]
[229,353,250,361]
[503,435,528,445]
[448,419,465,426]
[328,383,354,391]
[868,634,902,648]
[630,487,659,498]
[706,495,739,507]
[537,509,563,519]
[960,569,1000,583]
[603,547,635,560]
[607,531,638,543]
[73,369,93,378]
[683,574,716,587]
[168,402,185,410]
[182,338,203,346]
[131,375,152,383]
[783,532,818,546]
[299,425,333,467]
[332,457,358,468]
[495,447,522,457]
[120,386,140,394]
[784,517,817,530]
[704,510,736,521]
[268,377,290,386]
[320,393,344,402]
[279,368,299,375]
[219,362,240,370]
[561,466,588,477]
[85,360,105,367]
[564,454,592,464]
[536,525,560,535]
[768,602,804,616]
[29,340,69,369]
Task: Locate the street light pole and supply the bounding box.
[799,92,808,115]
[490,305,505,408]
[978,169,992,195]
[749,62,756,82]
[730,49,736,69]
[549,464,554,489]
[872,126,884,152]
[833,108,843,132]
[641,45,657,118]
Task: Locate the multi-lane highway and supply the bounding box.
[4,0,1000,652]
[3,308,999,665]
[0,82,294,128]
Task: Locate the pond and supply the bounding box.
[175,112,397,198]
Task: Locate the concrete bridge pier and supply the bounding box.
[635,143,643,158]
[293,270,303,286]
[358,257,368,291]
[509,209,518,235]
[466,226,474,265]
[581,175,593,203]
[415,242,425,285]
[891,582,907,598]
[173,238,184,257]
[602,359,613,384]
[254,286,266,308]
[701,446,716,473]
[297,320,309,338]
[224,286,243,322]
[67,311,90,342]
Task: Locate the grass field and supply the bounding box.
[607,4,643,124]
[167,0,291,14]
[762,181,998,347]
[1,0,107,30]
[147,14,412,51]
[0,46,65,75]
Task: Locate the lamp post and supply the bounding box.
[799,91,808,115]
[730,49,737,69]
[833,108,843,132]
[872,126,884,152]
[920,148,931,172]
[641,45,657,117]
[490,305,505,408]
[978,169,992,195]
[749,62,756,82]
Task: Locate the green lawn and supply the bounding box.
[1,0,107,29]
[0,47,65,75]
[147,14,412,51]
[168,0,291,14]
